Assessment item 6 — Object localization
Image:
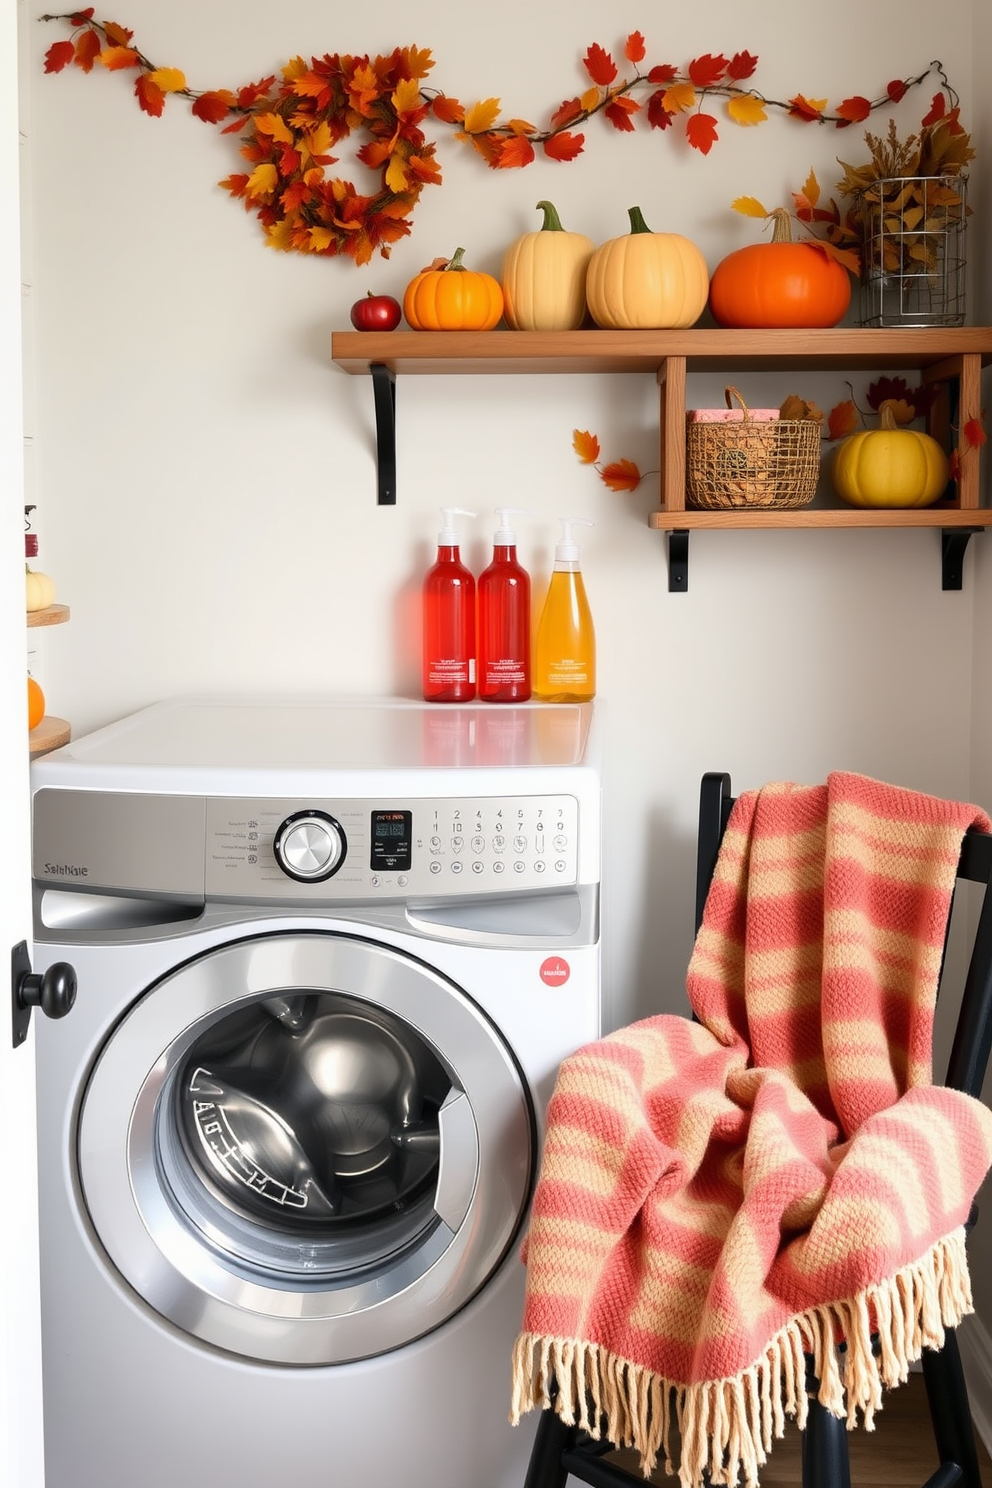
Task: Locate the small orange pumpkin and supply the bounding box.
[28,675,45,731]
[709,209,852,329]
[403,248,504,331]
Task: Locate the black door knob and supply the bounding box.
[10,941,78,1048]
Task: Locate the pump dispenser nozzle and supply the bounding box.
[553,516,594,564]
[438,508,475,543]
[492,508,533,545]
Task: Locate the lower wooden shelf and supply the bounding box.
[29,716,71,757]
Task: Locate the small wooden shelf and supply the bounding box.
[27,603,70,628]
[29,716,71,757]
[330,326,992,588]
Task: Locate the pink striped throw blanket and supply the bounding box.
[512,773,992,1488]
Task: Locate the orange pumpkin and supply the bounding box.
[403,248,504,331]
[28,675,45,730]
[709,209,852,329]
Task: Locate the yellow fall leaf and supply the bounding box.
[732,195,769,218]
[264,219,295,251]
[246,162,278,200]
[802,169,820,207]
[662,82,696,114]
[727,94,767,126]
[147,67,186,94]
[580,86,600,113]
[506,118,537,135]
[282,55,308,82]
[304,121,334,159]
[254,111,294,145]
[391,77,423,116]
[308,226,334,252]
[385,154,409,192]
[463,97,502,133]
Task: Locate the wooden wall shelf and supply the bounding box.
[330,326,992,588]
[29,716,71,758]
[27,603,70,628]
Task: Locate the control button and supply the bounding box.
[430,835,442,848]
[429,861,442,875]
[370,874,382,888]
[554,834,568,850]
[451,837,464,853]
[534,861,546,873]
[534,836,545,854]
[513,835,527,852]
[451,861,464,874]
[471,835,485,853]
[493,861,505,874]
[397,875,409,888]
[554,861,567,873]
[273,811,346,883]
[513,861,526,874]
[493,836,506,852]
[471,861,485,874]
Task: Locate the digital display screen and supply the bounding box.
[370,810,412,871]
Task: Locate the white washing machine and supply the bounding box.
[29,696,602,1488]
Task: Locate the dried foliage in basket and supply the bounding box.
[686,387,821,510]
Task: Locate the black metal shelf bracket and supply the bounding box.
[370,363,396,505]
[668,530,689,592]
[942,528,981,590]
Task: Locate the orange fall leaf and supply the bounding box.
[572,429,601,464]
[600,458,642,492]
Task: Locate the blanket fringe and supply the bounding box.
[509,1228,974,1488]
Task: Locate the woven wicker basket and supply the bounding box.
[686,387,820,510]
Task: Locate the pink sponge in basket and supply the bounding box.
[687,407,779,423]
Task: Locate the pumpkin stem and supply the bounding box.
[627,205,653,235]
[769,207,794,244]
[536,200,567,232]
[446,246,468,272]
[879,400,900,430]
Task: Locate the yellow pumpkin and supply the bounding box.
[26,565,56,611]
[403,247,503,331]
[501,201,594,331]
[832,402,950,508]
[585,206,709,330]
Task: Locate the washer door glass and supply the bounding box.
[78,933,533,1365]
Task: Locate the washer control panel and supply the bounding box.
[205,794,579,899]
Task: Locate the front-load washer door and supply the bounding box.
[77,932,533,1365]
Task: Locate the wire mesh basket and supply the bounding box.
[856,174,967,328]
[686,388,820,510]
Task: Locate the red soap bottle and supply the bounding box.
[422,508,477,702]
[477,508,531,703]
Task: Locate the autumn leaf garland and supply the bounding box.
[42,10,959,265]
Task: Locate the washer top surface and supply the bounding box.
[31,696,601,798]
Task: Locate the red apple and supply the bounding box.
[350,292,402,332]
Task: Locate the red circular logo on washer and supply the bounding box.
[539,956,571,986]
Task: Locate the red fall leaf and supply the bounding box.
[788,94,825,122]
[543,130,585,162]
[688,53,728,89]
[647,63,678,85]
[550,97,583,129]
[583,43,617,87]
[685,112,719,154]
[605,97,639,132]
[600,459,642,492]
[135,72,165,117]
[43,40,75,74]
[964,417,988,449]
[73,28,101,72]
[836,95,872,124]
[493,135,535,169]
[191,90,234,124]
[624,32,646,64]
[647,92,674,130]
[887,78,908,102]
[727,51,758,81]
[68,7,94,20]
[921,92,947,126]
[431,95,464,124]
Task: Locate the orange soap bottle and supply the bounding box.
[533,517,596,702]
[422,508,476,702]
[477,508,531,703]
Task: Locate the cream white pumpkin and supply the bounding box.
[501,201,594,332]
[26,566,56,612]
[585,206,709,330]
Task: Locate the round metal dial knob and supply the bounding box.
[273,811,346,883]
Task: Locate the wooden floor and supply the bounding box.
[604,1371,992,1486]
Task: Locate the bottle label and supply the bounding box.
[483,658,526,686]
[429,658,475,685]
[547,660,587,685]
